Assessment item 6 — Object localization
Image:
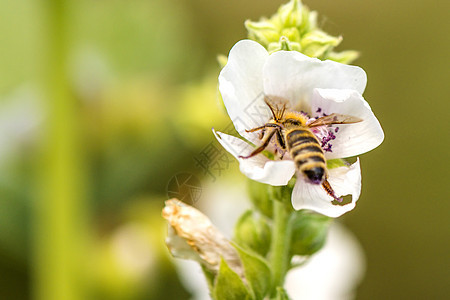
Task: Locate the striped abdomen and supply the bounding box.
[286,128,326,184]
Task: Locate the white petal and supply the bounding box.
[263,51,367,112]
[213,130,296,186]
[311,89,384,159]
[291,159,361,218]
[284,223,365,300]
[219,40,272,143]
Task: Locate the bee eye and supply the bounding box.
[303,167,324,185]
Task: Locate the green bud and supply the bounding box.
[281,27,301,43]
[302,9,318,35]
[268,37,301,53]
[245,0,358,63]
[300,30,342,58]
[277,0,303,28]
[245,19,280,48]
[289,210,331,256]
[234,210,272,257]
[247,179,273,218]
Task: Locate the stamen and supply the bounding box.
[323,144,332,152]
[300,111,309,117]
[316,107,322,113]
[321,128,337,153]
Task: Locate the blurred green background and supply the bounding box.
[0,0,448,299]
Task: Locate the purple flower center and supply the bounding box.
[314,107,340,153]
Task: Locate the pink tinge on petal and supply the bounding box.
[213,130,296,186]
[291,159,361,218]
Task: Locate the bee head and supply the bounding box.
[303,167,325,185]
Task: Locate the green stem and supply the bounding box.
[269,199,292,296]
[34,1,88,299]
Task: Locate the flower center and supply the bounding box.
[310,108,340,153]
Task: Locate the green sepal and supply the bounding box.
[277,0,302,28]
[247,179,273,218]
[301,30,342,59]
[269,177,296,209]
[201,264,216,296]
[233,243,272,300]
[245,19,280,47]
[327,158,347,169]
[289,210,331,256]
[274,287,291,300]
[327,50,360,64]
[234,210,272,257]
[213,258,251,300]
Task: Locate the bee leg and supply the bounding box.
[322,179,343,202]
[274,129,287,159]
[276,128,286,149]
[245,125,267,133]
[259,128,266,140]
[245,123,280,134]
[239,128,276,159]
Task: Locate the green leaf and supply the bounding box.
[234,210,271,257]
[290,210,331,256]
[213,258,251,300]
[274,287,291,300]
[201,264,216,296]
[234,243,272,300]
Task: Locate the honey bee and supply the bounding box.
[239,96,362,202]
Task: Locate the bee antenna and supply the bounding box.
[322,179,343,203]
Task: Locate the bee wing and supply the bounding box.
[264,95,291,121]
[307,113,363,127]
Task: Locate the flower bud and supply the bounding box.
[162,199,243,276]
[277,0,304,28]
[234,210,271,256]
[245,19,280,48]
[300,30,342,58]
[290,210,331,256]
[245,0,358,62]
[247,179,273,218]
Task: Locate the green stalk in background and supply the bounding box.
[33,2,88,300]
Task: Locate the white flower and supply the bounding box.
[214,40,384,217]
[284,223,366,300]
